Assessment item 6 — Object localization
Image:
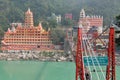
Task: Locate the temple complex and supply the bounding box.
[79,9,103,34]
[1,8,54,52]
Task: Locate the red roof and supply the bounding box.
[80,17,103,27]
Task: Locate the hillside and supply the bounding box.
[0,0,120,31]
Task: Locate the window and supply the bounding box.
[37,45,40,48]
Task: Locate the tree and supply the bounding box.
[1,0,120,30]
[115,15,120,46]
[0,26,4,47]
[115,37,120,46]
[0,26,4,38]
[50,28,66,45]
[115,15,120,27]
[61,18,74,27]
[47,19,57,28]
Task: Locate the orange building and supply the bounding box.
[79,9,103,34]
[1,8,54,52]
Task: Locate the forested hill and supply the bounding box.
[0,0,120,31]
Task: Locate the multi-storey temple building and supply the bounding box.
[79,9,103,34]
[78,9,108,55]
[1,8,54,52]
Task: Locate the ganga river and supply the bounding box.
[0,61,119,80]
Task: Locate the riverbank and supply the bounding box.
[0,52,120,65]
[0,52,74,61]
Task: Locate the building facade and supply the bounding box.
[79,9,103,34]
[78,9,107,55]
[1,9,54,52]
[48,13,61,24]
[65,13,73,20]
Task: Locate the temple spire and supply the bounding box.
[48,27,50,32]
[25,8,34,27]
[11,26,16,32]
[38,22,43,30]
[7,28,11,33]
[80,9,86,18]
[27,8,31,13]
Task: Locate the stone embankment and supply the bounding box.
[0,52,74,62]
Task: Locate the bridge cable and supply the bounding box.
[81,40,86,80]
[82,38,93,80]
[83,36,100,80]
[85,35,106,80]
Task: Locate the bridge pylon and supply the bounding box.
[106,26,116,80]
[76,24,85,80]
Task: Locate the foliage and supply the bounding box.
[0,0,120,45]
[0,26,4,47]
[0,0,120,31]
[0,26,4,37]
[41,19,57,31]
[61,18,75,27]
[115,15,120,46]
[47,19,57,28]
[50,28,66,45]
[115,38,120,46]
[115,15,120,27]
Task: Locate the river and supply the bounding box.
[0,61,119,80]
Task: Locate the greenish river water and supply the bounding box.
[0,61,119,80]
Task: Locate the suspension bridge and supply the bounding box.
[0,22,119,80]
[75,23,116,80]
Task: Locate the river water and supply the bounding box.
[0,61,119,80]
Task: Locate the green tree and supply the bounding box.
[0,26,4,47]
[115,15,120,27]
[0,15,9,31]
[50,28,65,45]
[1,0,120,31]
[0,26,4,38]
[115,36,120,46]
[115,15,120,46]
[48,19,57,28]
[61,18,74,27]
